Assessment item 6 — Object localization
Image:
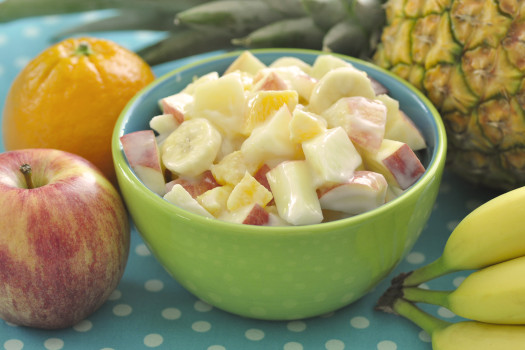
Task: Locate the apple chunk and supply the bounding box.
[120,130,166,196]
[165,170,219,198]
[266,160,323,225]
[163,184,214,218]
[302,127,362,187]
[224,50,267,75]
[159,92,193,124]
[317,171,388,214]
[361,139,426,190]
[376,94,426,151]
[219,203,270,226]
[321,96,387,153]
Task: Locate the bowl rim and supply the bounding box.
[112,48,447,235]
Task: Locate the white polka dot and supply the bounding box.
[161,307,181,320]
[437,307,456,318]
[284,342,303,350]
[207,346,226,350]
[144,334,163,348]
[100,348,115,350]
[4,339,24,350]
[113,304,133,317]
[245,328,265,341]
[194,300,213,312]
[4,320,18,327]
[14,56,31,69]
[287,320,307,332]
[419,283,430,290]
[452,276,466,287]
[135,243,151,256]
[377,340,397,350]
[145,279,164,292]
[108,289,122,301]
[325,339,345,350]
[22,26,40,38]
[350,316,370,329]
[418,330,431,342]
[192,321,211,333]
[44,338,64,350]
[73,320,92,332]
[406,251,425,265]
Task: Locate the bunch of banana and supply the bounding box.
[377,185,525,348]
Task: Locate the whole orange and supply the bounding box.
[2,37,155,186]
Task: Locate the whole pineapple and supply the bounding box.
[1,0,524,190]
[373,0,525,191]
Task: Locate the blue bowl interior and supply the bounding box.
[118,49,442,175]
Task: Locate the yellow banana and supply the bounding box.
[401,185,525,286]
[379,297,525,350]
[402,255,525,324]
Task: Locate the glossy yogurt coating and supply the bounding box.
[120,51,427,226]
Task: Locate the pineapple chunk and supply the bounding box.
[241,105,303,167]
[302,127,363,187]
[227,172,273,211]
[224,51,266,75]
[211,150,259,186]
[243,89,299,135]
[266,160,323,225]
[289,107,327,143]
[197,185,233,217]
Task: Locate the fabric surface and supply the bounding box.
[0,9,501,350]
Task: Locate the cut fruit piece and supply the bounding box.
[120,130,166,196]
[321,96,387,153]
[211,150,259,186]
[361,139,426,190]
[302,127,362,187]
[165,170,219,198]
[376,94,427,151]
[252,70,290,91]
[161,118,222,177]
[385,185,404,202]
[226,172,273,211]
[149,113,180,145]
[265,205,292,226]
[269,56,313,75]
[163,184,214,218]
[219,203,270,226]
[182,71,219,95]
[266,160,323,225]
[196,185,233,217]
[317,171,388,214]
[224,51,267,75]
[243,89,299,135]
[289,107,327,143]
[310,54,356,80]
[159,92,193,124]
[309,67,376,114]
[255,66,317,103]
[241,105,303,168]
[192,72,246,136]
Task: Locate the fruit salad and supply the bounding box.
[120,51,427,226]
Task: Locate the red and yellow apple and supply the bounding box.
[0,149,130,329]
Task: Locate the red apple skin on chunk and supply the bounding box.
[382,143,425,189]
[120,130,166,196]
[160,93,192,124]
[166,170,219,198]
[0,149,130,329]
[317,171,388,215]
[242,204,270,225]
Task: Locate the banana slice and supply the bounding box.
[161,118,222,177]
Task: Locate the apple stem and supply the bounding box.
[20,163,35,189]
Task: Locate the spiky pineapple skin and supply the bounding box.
[374,0,525,191]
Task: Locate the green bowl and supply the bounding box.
[112,49,447,320]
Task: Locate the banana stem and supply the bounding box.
[402,287,451,309]
[393,298,451,336]
[403,257,453,286]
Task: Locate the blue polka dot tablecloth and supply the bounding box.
[0,9,504,350]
